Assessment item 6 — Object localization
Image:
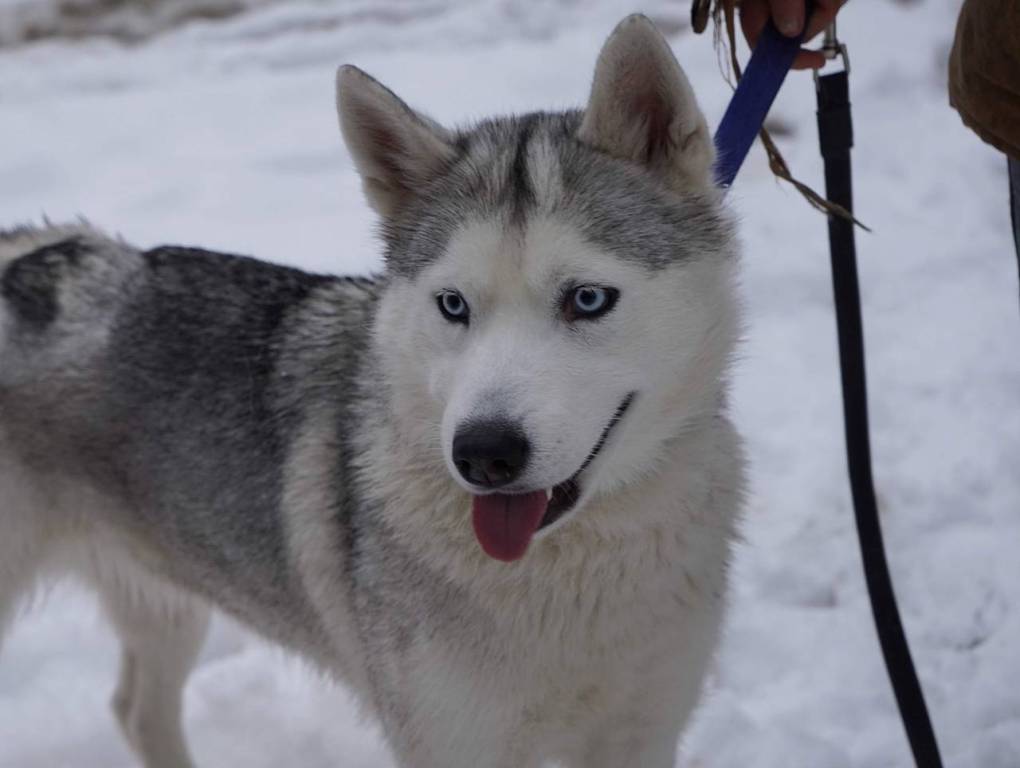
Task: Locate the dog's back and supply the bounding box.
[0,224,390,766]
[0,224,379,653]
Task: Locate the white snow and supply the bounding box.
[1,1,1018,766]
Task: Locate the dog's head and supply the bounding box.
[338,15,738,562]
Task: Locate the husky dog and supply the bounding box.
[0,15,744,768]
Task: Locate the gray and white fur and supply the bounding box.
[0,15,745,768]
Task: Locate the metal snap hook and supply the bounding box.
[814,21,850,88]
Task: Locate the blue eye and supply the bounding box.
[437,290,469,323]
[565,285,619,321]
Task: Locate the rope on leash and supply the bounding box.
[708,7,943,766]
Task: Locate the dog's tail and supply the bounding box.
[0,219,106,352]
[0,218,100,269]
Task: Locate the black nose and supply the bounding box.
[452,422,530,488]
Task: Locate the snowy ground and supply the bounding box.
[1,1,1018,766]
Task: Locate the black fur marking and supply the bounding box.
[507,113,538,225]
[1,237,86,328]
[136,246,327,416]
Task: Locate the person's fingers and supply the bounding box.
[739,1,771,47]
[803,0,847,42]
[768,0,807,37]
[735,0,849,65]
[791,48,827,70]
[741,0,844,47]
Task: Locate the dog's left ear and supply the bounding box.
[336,65,457,219]
[578,15,715,193]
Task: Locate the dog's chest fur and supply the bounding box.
[335,401,739,760]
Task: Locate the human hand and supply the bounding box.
[724,0,848,69]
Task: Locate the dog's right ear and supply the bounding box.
[336,65,456,219]
[578,15,715,194]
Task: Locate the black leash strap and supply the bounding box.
[816,68,945,768]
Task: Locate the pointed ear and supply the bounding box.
[336,65,457,218]
[577,15,715,192]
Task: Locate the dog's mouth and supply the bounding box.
[541,392,635,530]
[471,393,634,562]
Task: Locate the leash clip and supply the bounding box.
[814,21,850,88]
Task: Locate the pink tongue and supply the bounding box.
[471,490,548,562]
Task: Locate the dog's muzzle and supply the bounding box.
[460,393,635,562]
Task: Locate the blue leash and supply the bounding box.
[713,19,945,768]
[713,21,801,187]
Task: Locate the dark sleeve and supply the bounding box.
[949,0,1020,160]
